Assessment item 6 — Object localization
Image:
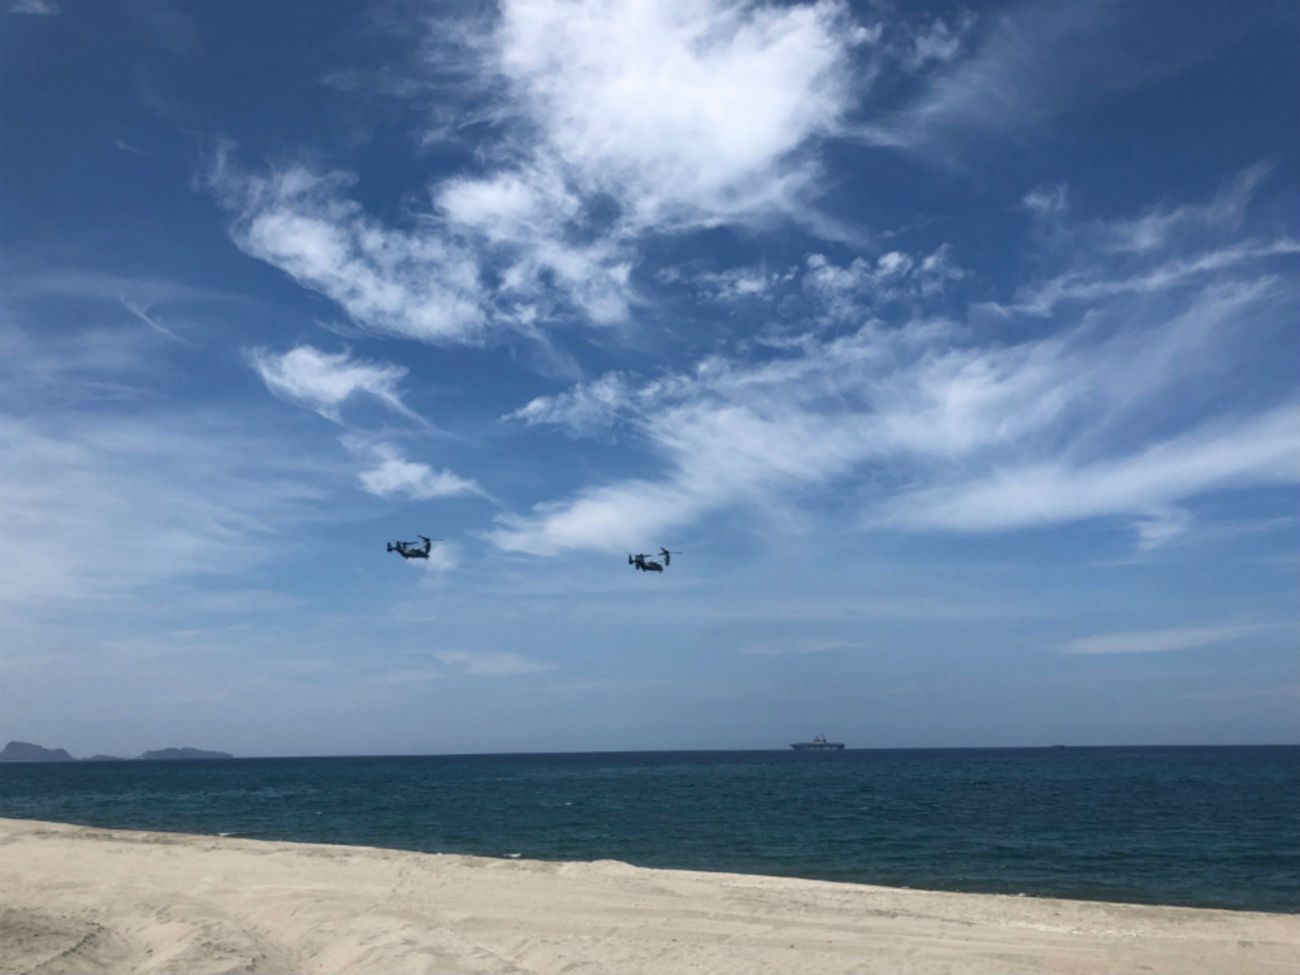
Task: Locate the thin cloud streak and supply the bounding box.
[880,402,1300,536]
[432,650,551,677]
[7,0,59,15]
[120,298,191,345]
[0,411,336,611]
[1062,623,1287,655]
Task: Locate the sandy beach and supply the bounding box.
[1,818,1296,975]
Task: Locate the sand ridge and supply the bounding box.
[0,817,1296,974]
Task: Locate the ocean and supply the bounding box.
[1,746,1296,913]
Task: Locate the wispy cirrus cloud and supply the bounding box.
[0,410,334,610]
[1009,239,1300,317]
[1005,166,1298,316]
[246,344,426,425]
[857,1,1265,158]
[6,268,249,327]
[494,169,1299,556]
[246,346,483,512]
[1096,163,1274,256]
[880,403,1300,535]
[213,163,489,345]
[0,324,333,617]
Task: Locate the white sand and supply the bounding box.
[1,818,1296,974]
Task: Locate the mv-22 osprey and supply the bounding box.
[386,535,440,560]
[627,548,682,573]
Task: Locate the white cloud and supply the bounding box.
[246,345,424,425]
[492,476,704,555]
[419,540,461,575]
[506,371,639,435]
[1098,163,1273,255]
[901,12,974,71]
[1023,183,1068,216]
[432,650,550,677]
[437,168,577,241]
[436,165,635,325]
[210,152,636,339]
[7,0,59,14]
[247,350,481,505]
[803,244,966,318]
[673,265,798,304]
[493,0,868,229]
[208,1,877,345]
[349,441,479,501]
[1062,623,1282,656]
[213,163,489,345]
[1131,508,1193,551]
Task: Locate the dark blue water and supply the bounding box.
[1,747,1296,913]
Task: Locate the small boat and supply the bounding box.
[790,734,845,751]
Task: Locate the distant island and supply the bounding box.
[0,741,232,763]
[0,741,74,763]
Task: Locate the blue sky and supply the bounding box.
[2,0,1297,757]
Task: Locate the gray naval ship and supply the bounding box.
[790,734,845,751]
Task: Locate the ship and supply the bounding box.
[790,734,845,751]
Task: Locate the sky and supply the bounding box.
[1,0,1297,757]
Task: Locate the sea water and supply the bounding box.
[1,746,1295,913]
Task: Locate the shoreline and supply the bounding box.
[0,812,1286,916]
[3,818,1298,974]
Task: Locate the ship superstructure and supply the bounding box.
[790,734,845,751]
